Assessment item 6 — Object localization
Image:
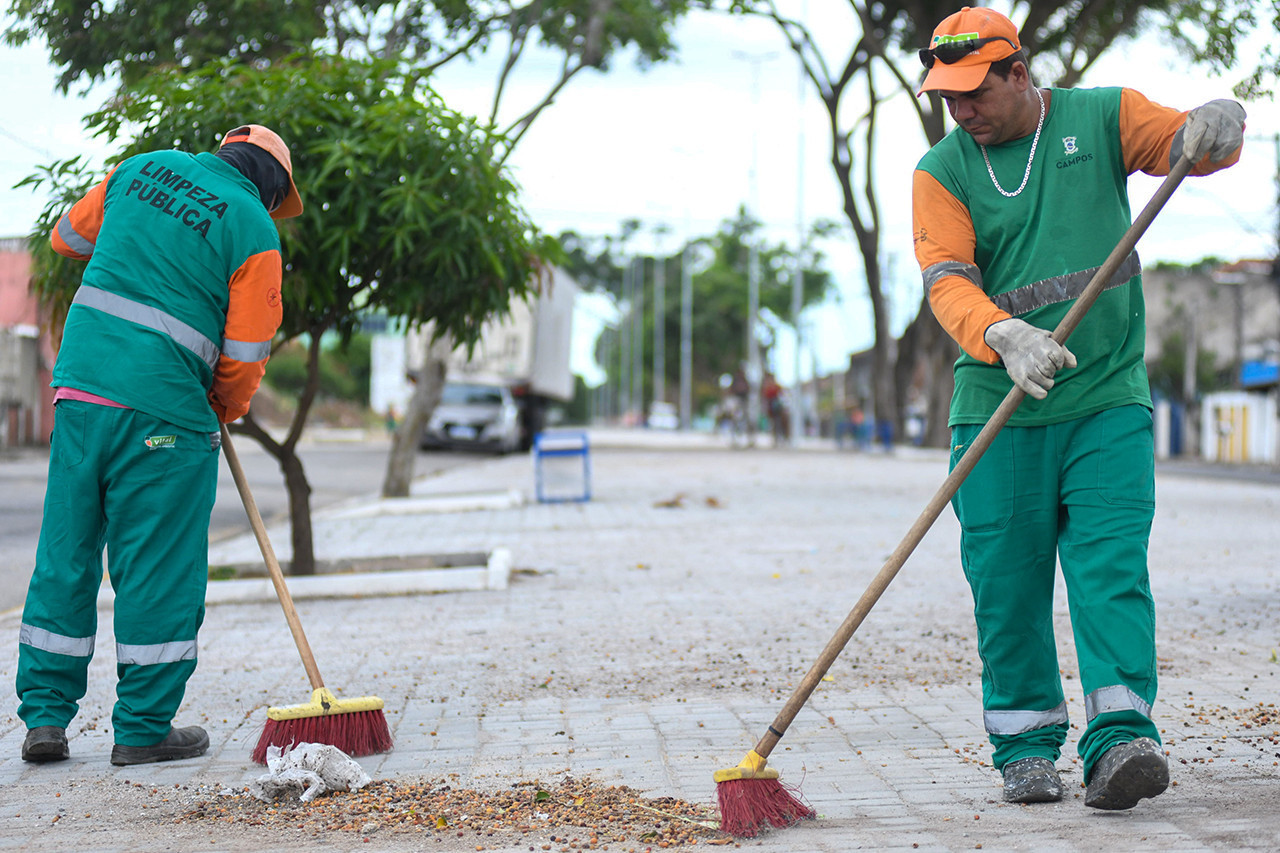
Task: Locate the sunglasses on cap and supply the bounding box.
[918,35,1018,69]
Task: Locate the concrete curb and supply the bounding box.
[95,547,512,609]
[318,488,525,519]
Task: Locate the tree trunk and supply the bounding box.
[281,446,315,574]
[924,325,958,449]
[381,333,452,498]
[893,296,957,449]
[861,241,897,447]
[233,327,326,575]
[893,308,920,442]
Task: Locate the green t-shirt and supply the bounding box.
[916,86,1152,427]
[53,150,279,432]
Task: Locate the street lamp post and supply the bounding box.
[732,49,778,439]
[652,230,667,408]
[679,244,693,430]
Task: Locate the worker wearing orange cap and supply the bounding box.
[17,124,303,766]
[912,7,1244,809]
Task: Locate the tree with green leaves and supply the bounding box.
[4,0,707,168]
[10,0,711,562]
[20,55,550,574]
[1165,0,1280,98]
[721,0,1269,447]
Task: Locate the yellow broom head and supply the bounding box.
[714,749,814,837]
[266,687,384,721]
[713,750,779,782]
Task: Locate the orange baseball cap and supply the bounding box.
[219,124,304,220]
[917,7,1021,96]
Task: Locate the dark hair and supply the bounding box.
[990,48,1030,80]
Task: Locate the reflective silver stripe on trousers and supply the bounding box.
[72,286,221,369]
[221,337,271,363]
[984,701,1069,735]
[19,623,95,658]
[116,639,198,666]
[56,214,96,256]
[922,261,983,297]
[1084,684,1152,722]
[991,252,1141,317]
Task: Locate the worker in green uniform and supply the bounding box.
[911,7,1244,808]
[18,125,303,765]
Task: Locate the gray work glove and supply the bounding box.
[1182,100,1246,163]
[984,318,1077,400]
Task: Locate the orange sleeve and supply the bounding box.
[50,167,117,261]
[1119,88,1242,177]
[912,168,1007,363]
[209,250,283,424]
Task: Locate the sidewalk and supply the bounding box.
[1,430,1279,851]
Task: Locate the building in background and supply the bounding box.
[0,237,55,448]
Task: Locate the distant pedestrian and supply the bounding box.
[912,7,1243,809]
[762,373,787,444]
[17,125,302,766]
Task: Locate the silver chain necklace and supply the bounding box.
[981,87,1045,198]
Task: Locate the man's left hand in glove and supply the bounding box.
[1181,100,1246,164]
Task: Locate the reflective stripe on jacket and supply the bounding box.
[51,150,283,431]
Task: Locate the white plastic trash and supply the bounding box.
[249,742,373,803]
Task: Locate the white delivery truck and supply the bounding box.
[373,266,579,451]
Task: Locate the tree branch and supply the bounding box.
[497,56,588,166]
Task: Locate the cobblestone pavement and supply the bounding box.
[1,431,1278,851]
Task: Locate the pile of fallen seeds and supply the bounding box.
[181,776,737,849]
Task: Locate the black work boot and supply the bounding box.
[1085,737,1169,810]
[22,726,69,763]
[110,725,209,766]
[1002,756,1064,803]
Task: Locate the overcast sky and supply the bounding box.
[2,4,1276,383]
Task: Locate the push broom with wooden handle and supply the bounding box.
[219,425,393,763]
[714,154,1197,838]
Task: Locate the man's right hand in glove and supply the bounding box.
[984,318,1077,400]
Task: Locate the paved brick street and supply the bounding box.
[1,431,1278,851]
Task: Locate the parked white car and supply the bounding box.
[420,381,522,453]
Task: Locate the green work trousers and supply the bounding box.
[17,401,218,745]
[949,404,1160,782]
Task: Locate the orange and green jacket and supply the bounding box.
[913,87,1240,426]
[51,149,283,432]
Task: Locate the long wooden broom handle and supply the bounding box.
[220,425,326,691]
[751,155,1196,762]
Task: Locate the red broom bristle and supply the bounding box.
[716,777,816,838]
[251,710,393,764]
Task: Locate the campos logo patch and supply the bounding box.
[1056,134,1094,169]
[145,434,178,449]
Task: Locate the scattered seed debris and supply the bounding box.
[181,776,731,850]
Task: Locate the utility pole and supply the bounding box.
[733,49,778,438]
[679,244,693,430]
[631,256,644,425]
[652,229,668,407]
[619,259,631,420]
[1273,132,1280,292]
[789,12,807,446]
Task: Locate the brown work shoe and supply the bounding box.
[1085,737,1169,810]
[110,725,209,766]
[22,726,69,762]
[1002,756,1064,803]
